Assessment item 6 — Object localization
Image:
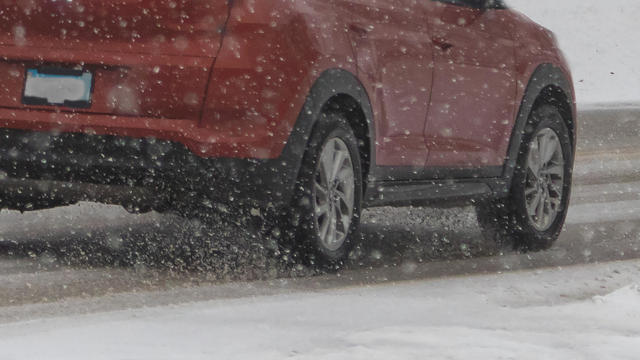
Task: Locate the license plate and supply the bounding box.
[23,68,93,108]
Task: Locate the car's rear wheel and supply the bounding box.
[477,105,573,252]
[284,112,363,266]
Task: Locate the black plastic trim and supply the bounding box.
[276,68,376,205]
[502,63,575,192]
[364,178,507,208]
[0,128,286,213]
[373,165,502,182]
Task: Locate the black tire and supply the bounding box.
[477,105,573,252]
[283,112,363,266]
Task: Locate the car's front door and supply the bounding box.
[339,0,436,175]
[425,0,517,175]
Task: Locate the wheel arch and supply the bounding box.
[503,63,576,190]
[277,68,375,206]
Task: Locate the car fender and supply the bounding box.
[275,68,376,204]
[503,63,576,190]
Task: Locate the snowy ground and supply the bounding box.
[508,0,640,105]
[0,261,638,360]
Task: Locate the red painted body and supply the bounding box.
[0,0,574,168]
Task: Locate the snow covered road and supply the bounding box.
[1,166,640,313]
[0,258,639,359]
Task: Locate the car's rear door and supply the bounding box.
[338,0,435,173]
[0,0,229,121]
[425,0,517,174]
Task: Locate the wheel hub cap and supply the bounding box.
[524,128,565,231]
[313,138,355,251]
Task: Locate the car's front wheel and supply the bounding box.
[477,104,573,252]
[284,112,363,266]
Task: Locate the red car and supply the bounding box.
[0,0,575,264]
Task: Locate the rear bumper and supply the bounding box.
[0,108,282,159]
[0,128,297,214]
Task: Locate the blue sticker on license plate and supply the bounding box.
[23,68,93,108]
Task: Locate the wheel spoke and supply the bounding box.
[336,188,353,210]
[333,202,346,236]
[315,201,330,217]
[331,148,347,181]
[548,179,563,196]
[315,181,328,198]
[540,163,564,177]
[542,133,558,164]
[319,210,330,241]
[336,167,354,185]
[335,190,353,232]
[536,192,545,222]
[328,213,338,246]
[339,213,351,236]
[528,143,541,176]
[313,137,356,251]
[549,196,561,210]
[527,190,541,217]
[538,133,549,164]
[525,186,538,197]
[524,127,565,231]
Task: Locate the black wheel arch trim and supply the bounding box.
[502,63,576,191]
[276,68,376,205]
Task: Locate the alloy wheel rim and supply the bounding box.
[313,137,355,252]
[524,127,565,231]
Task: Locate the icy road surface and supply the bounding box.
[0,107,639,359]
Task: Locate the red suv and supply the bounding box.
[0,0,575,264]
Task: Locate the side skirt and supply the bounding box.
[364,177,509,208]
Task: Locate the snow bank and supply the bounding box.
[1,261,639,360]
[592,283,640,305]
[294,283,640,360]
[508,0,640,105]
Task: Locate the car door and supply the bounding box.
[337,0,435,174]
[425,0,517,175]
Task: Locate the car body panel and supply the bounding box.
[510,10,576,119]
[0,0,228,124]
[200,0,357,159]
[425,2,518,169]
[338,0,435,168]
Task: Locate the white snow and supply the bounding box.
[0,261,639,360]
[508,0,640,106]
